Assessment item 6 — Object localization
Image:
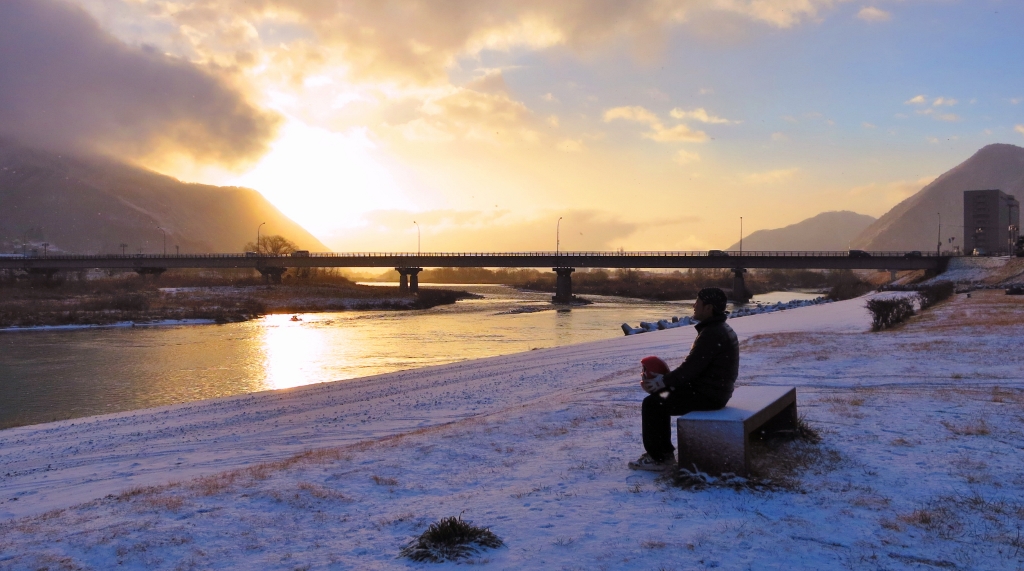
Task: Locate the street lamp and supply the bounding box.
[42,242,49,257]
[557,217,563,256]
[157,227,166,256]
[257,222,266,256]
[120,243,128,256]
[413,221,420,255]
[936,212,941,256]
[175,245,179,256]
[739,217,743,254]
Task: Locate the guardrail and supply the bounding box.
[1,250,951,260]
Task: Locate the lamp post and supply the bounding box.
[936,212,941,256]
[157,227,166,256]
[257,222,266,256]
[42,242,49,257]
[557,217,563,256]
[175,245,179,256]
[413,221,420,255]
[120,243,127,256]
[739,217,743,254]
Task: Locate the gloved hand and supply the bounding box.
[640,373,665,394]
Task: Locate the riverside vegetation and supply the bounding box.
[0,269,470,328]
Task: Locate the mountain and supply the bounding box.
[852,143,1024,252]
[726,211,876,252]
[0,141,326,255]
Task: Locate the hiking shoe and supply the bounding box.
[628,453,675,472]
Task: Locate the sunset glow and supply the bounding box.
[51,1,1024,250]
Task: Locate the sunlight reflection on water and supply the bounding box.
[0,285,820,427]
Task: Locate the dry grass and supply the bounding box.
[941,418,991,436]
[371,475,399,486]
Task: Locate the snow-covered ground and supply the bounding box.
[2,290,1023,570]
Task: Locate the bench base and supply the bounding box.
[676,386,797,476]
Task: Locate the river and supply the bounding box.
[0,285,820,428]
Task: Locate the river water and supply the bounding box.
[0,285,819,428]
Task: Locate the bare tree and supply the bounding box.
[243,235,298,256]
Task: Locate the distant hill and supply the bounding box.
[0,141,326,255]
[852,143,1024,251]
[726,211,876,252]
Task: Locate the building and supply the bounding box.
[963,189,1020,255]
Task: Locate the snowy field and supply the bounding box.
[2,289,1023,570]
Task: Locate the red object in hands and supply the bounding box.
[640,356,670,379]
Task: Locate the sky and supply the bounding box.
[2,0,1023,252]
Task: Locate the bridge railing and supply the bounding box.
[7,250,950,260]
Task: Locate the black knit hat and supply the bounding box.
[696,287,728,314]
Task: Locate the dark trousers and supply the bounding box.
[642,389,726,460]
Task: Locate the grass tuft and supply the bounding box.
[399,515,504,562]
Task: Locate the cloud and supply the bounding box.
[932,97,957,106]
[386,71,539,144]
[673,149,700,164]
[0,0,279,166]
[857,7,891,22]
[1016,125,1024,137]
[862,122,877,129]
[603,105,708,142]
[669,107,737,124]
[743,168,799,184]
[771,132,789,141]
[603,106,660,125]
[905,95,927,105]
[713,0,838,28]
[645,124,708,142]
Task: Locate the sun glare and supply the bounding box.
[231,119,416,236]
[260,314,328,391]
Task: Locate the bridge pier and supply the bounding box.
[396,267,423,293]
[552,267,575,304]
[731,268,751,303]
[257,266,287,284]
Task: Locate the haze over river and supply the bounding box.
[0,285,818,428]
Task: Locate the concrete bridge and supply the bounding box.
[0,250,950,303]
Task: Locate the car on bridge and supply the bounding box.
[848,249,872,258]
[291,250,310,257]
[707,250,729,257]
[903,251,922,258]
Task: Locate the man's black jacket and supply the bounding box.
[663,312,739,405]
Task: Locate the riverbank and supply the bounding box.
[3,289,1023,569]
[0,279,472,329]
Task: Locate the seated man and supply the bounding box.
[629,287,740,471]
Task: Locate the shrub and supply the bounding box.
[917,282,955,310]
[866,297,915,331]
[399,515,504,562]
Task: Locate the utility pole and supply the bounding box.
[257,222,266,256]
[413,221,420,255]
[120,243,127,256]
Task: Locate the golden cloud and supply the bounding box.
[856,6,890,22]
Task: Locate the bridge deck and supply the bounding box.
[0,251,948,271]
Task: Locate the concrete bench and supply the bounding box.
[676,386,797,476]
